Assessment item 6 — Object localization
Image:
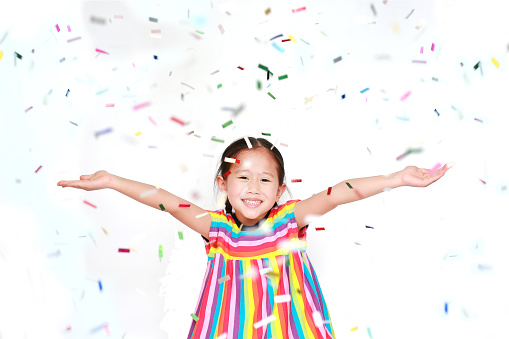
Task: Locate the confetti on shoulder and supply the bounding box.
[195,212,209,219]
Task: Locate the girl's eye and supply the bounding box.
[262,179,270,182]
[239,176,248,180]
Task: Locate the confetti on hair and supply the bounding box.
[360,87,370,94]
[196,212,209,219]
[315,227,325,231]
[291,179,302,183]
[292,6,306,13]
[400,91,411,101]
[190,313,199,321]
[224,157,240,164]
[254,314,276,329]
[133,101,150,110]
[244,136,253,149]
[224,170,231,178]
[278,74,288,80]
[327,187,332,195]
[178,231,184,240]
[218,275,230,284]
[170,116,185,126]
[222,120,233,128]
[268,92,276,99]
[84,200,97,208]
[492,57,500,68]
[179,204,191,207]
[118,248,130,253]
[211,137,224,143]
[159,204,165,211]
[95,48,109,54]
[351,326,358,331]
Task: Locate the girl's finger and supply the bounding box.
[80,175,91,180]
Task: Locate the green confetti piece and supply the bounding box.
[178,231,183,240]
[268,92,275,99]
[346,182,353,189]
[367,327,373,339]
[261,132,271,136]
[181,93,184,101]
[190,313,199,321]
[222,120,233,128]
[217,83,222,89]
[258,64,268,71]
[158,245,163,258]
[278,74,288,80]
[211,137,224,143]
[15,52,22,60]
[195,30,204,34]
[159,203,165,211]
[474,61,480,70]
[257,80,261,90]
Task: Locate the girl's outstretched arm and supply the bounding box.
[293,164,454,229]
[57,171,211,239]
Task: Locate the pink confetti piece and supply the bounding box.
[105,103,115,107]
[431,43,435,51]
[95,48,109,54]
[114,14,123,19]
[170,116,185,126]
[104,323,110,336]
[474,118,483,123]
[400,91,411,101]
[56,24,60,32]
[133,102,150,110]
[420,46,423,54]
[118,248,130,253]
[84,200,97,208]
[149,116,157,125]
[292,6,306,13]
[67,25,71,32]
[479,179,486,185]
[67,37,81,43]
[430,163,442,172]
[412,60,427,64]
[25,106,33,113]
[35,165,42,173]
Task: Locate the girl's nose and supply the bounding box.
[247,181,261,193]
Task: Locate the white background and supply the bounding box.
[1,0,509,338]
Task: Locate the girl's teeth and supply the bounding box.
[244,200,261,205]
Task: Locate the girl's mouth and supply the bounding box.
[242,199,262,207]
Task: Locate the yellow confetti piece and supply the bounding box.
[288,35,296,42]
[0,50,3,61]
[351,326,358,331]
[135,131,142,136]
[492,57,500,68]
[101,227,109,235]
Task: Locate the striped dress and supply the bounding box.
[187,200,336,339]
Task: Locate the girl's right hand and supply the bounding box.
[57,170,113,191]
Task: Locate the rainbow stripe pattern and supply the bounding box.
[187,200,336,338]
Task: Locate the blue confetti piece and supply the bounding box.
[270,34,283,41]
[445,302,448,313]
[66,89,70,97]
[435,109,440,116]
[98,280,103,291]
[271,42,285,53]
[341,94,346,99]
[360,87,370,94]
[95,127,113,137]
[365,225,374,229]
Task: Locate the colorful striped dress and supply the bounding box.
[187,200,336,339]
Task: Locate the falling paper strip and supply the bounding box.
[253,314,276,329]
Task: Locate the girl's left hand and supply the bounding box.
[399,163,454,187]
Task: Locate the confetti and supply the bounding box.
[101,227,108,235]
[431,43,435,51]
[274,294,291,303]
[291,179,302,183]
[222,120,233,128]
[272,42,285,53]
[211,137,224,143]
[178,231,184,240]
[474,118,483,123]
[474,61,480,70]
[104,324,110,336]
[190,313,199,321]
[265,8,271,15]
[244,136,253,149]
[133,102,150,110]
[432,77,438,81]
[15,51,22,60]
[170,116,185,126]
[327,187,332,195]
[118,248,130,253]
[95,48,109,54]
[153,55,158,60]
[261,132,271,136]
[360,87,369,94]
[195,212,209,219]
[224,157,240,164]
[366,225,374,229]
[135,131,142,136]
[0,51,3,61]
[371,4,377,16]
[445,302,448,313]
[420,46,423,54]
[237,66,244,70]
[159,204,165,211]
[35,165,42,173]
[105,103,115,108]
[412,60,426,64]
[159,245,163,259]
[254,314,276,329]
[315,227,325,231]
[282,39,291,42]
[492,57,500,68]
[25,106,33,113]
[258,64,269,71]
[346,182,353,189]
[257,80,261,89]
[196,30,204,34]
[333,56,342,63]
[149,17,158,23]
[66,89,70,97]
[434,109,440,116]
[56,24,60,32]
[84,200,97,208]
[292,6,306,13]
[280,142,288,147]
[341,94,346,99]
[268,92,276,99]
[95,127,112,137]
[479,179,486,185]
[415,19,425,29]
[270,34,283,41]
[405,9,414,19]
[278,74,288,80]
[179,204,191,207]
[98,280,103,291]
[351,326,358,331]
[223,170,231,178]
[218,275,230,284]
[400,91,411,101]
[90,16,106,24]
[218,24,224,34]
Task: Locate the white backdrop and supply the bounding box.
[1,0,509,338]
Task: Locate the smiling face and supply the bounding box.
[216,148,286,226]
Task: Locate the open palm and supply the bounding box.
[400,164,452,188]
[57,170,112,191]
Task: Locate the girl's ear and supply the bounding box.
[216,175,227,192]
[276,183,286,202]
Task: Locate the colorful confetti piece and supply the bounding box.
[224,157,240,164]
[268,92,276,99]
[218,275,230,284]
[222,120,233,128]
[170,116,185,126]
[315,227,325,231]
[35,165,42,173]
[474,61,480,70]
[333,56,342,63]
[366,225,374,229]
[326,187,332,195]
[133,102,151,110]
[98,280,103,291]
[66,89,70,97]
[351,326,358,331]
[190,313,199,321]
[118,248,130,253]
[105,103,115,108]
[84,200,97,208]
[149,17,158,23]
[95,127,112,137]
[278,74,288,80]
[492,57,500,68]
[211,137,224,143]
[244,136,253,149]
[223,170,231,178]
[159,204,165,211]
[360,87,370,94]
[346,182,353,189]
[400,91,411,101]
[56,24,60,32]
[95,48,109,54]
[237,66,244,70]
[179,204,191,207]
[158,245,163,259]
[291,179,302,183]
[178,231,183,240]
[292,6,306,13]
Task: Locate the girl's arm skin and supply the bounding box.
[57,171,212,239]
[294,164,454,229]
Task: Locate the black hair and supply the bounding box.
[214,137,288,214]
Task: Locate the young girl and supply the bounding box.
[57,137,452,339]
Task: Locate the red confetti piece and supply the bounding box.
[186,130,194,136]
[224,170,231,178]
[400,91,411,101]
[237,66,244,70]
[56,24,60,32]
[179,204,191,207]
[474,118,483,123]
[282,39,291,42]
[479,179,486,184]
[105,103,115,107]
[95,48,109,54]
[315,227,325,231]
[291,179,302,183]
[327,187,332,195]
[133,102,150,110]
[171,116,185,125]
[104,323,110,336]
[292,6,306,13]
[25,106,33,113]
[118,248,130,253]
[35,165,42,173]
[84,200,97,208]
